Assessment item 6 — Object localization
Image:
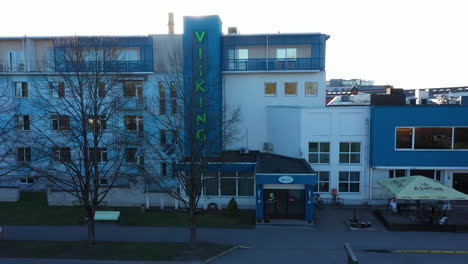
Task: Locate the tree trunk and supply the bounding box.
[87,209,96,246]
[189,207,197,248]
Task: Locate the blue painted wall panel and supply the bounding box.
[370,105,468,167]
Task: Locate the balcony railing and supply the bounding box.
[0,60,153,73]
[223,58,322,72]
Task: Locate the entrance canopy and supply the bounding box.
[377,176,468,200]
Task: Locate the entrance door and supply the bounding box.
[453,173,468,194]
[263,189,305,219]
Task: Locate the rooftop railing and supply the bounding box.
[223,58,323,71]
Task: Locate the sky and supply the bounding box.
[2,0,467,89]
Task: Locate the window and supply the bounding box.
[314,171,330,193]
[51,115,70,130]
[50,82,65,98]
[410,169,441,181]
[17,147,31,162]
[276,48,297,59]
[125,148,137,163]
[98,82,106,97]
[161,162,167,177]
[454,128,468,149]
[308,142,330,163]
[227,48,249,70]
[264,83,277,96]
[123,81,143,97]
[388,169,406,178]
[339,142,361,163]
[20,177,35,184]
[124,115,144,131]
[16,115,30,130]
[170,82,177,98]
[159,81,166,115]
[89,147,108,163]
[339,171,360,192]
[170,83,177,114]
[396,127,468,150]
[203,171,254,197]
[8,51,25,71]
[171,130,178,144]
[88,115,107,130]
[171,99,177,115]
[160,129,167,145]
[14,82,28,97]
[396,128,413,149]
[117,48,138,61]
[415,127,452,149]
[284,82,297,96]
[98,179,108,185]
[305,82,318,96]
[53,147,71,162]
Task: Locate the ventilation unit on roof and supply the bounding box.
[228,27,238,34]
[239,147,249,154]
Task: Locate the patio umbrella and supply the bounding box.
[377,176,468,200]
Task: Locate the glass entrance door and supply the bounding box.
[453,173,468,194]
[263,189,305,219]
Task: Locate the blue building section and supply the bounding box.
[222,34,328,71]
[54,36,153,72]
[370,105,468,167]
[183,16,223,156]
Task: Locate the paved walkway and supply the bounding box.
[2,207,468,264]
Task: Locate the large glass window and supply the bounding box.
[396,128,413,149]
[410,169,441,181]
[276,48,297,59]
[308,142,330,163]
[314,171,330,193]
[123,81,143,97]
[339,142,360,163]
[238,172,254,196]
[339,171,360,192]
[454,128,468,149]
[388,169,406,178]
[203,171,254,197]
[415,127,452,149]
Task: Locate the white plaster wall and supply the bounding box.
[0,188,20,201]
[223,71,326,151]
[266,106,302,158]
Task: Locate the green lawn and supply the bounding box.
[0,240,231,261]
[0,192,255,228]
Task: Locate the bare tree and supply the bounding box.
[143,50,240,246]
[24,36,133,246]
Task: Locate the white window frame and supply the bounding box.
[20,177,35,184]
[17,147,31,162]
[16,115,30,130]
[308,142,330,164]
[284,82,297,96]
[203,171,255,197]
[339,142,361,164]
[14,82,28,97]
[338,171,360,193]
[264,82,277,96]
[314,171,330,193]
[50,82,65,98]
[395,126,468,150]
[305,82,318,96]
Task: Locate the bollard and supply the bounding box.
[344,242,359,264]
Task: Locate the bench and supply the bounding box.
[95,211,120,223]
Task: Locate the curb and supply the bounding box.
[205,245,246,263]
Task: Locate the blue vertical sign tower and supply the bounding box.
[183,16,223,156]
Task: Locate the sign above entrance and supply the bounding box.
[278,176,294,184]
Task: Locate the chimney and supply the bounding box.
[168,12,174,34]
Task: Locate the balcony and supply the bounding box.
[55,60,153,73]
[223,58,322,72]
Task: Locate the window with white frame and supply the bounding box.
[89,147,108,163]
[276,48,297,60]
[264,82,277,96]
[123,81,143,97]
[396,127,468,150]
[125,148,138,163]
[53,147,71,162]
[410,169,442,181]
[117,48,139,61]
[339,142,361,163]
[16,115,30,130]
[51,115,70,130]
[17,147,31,162]
[314,171,330,193]
[203,171,254,197]
[124,115,143,131]
[284,82,297,96]
[50,82,65,97]
[339,171,360,192]
[14,82,28,97]
[8,51,25,71]
[308,142,330,163]
[227,48,249,70]
[305,82,318,96]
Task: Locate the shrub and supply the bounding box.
[227,197,240,216]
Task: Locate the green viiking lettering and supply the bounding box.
[199,64,203,77]
[199,48,203,60]
[196,80,205,92]
[196,113,207,125]
[196,129,207,141]
[195,32,206,43]
[199,97,203,108]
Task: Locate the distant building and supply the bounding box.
[326,79,393,104]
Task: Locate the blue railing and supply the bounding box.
[55,60,153,73]
[223,58,323,71]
